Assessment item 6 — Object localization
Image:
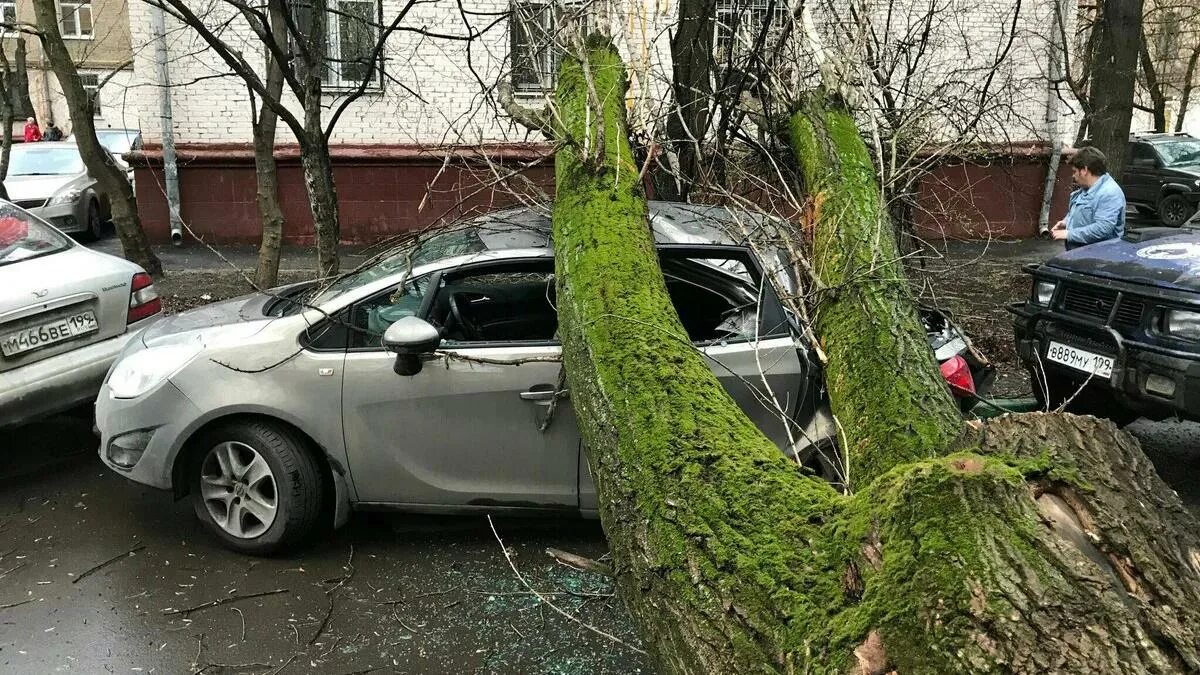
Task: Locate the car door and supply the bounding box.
[340,258,581,508]
[1125,142,1161,205]
[577,247,807,512]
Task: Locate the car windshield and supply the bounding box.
[8,146,84,176]
[97,131,137,154]
[308,227,488,306]
[0,204,71,266]
[1155,139,1200,167]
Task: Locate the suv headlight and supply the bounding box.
[108,343,202,399]
[1032,280,1056,306]
[1162,309,1200,341]
[49,187,82,206]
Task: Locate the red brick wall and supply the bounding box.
[132,143,1072,245]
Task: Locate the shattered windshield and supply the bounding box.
[1156,140,1200,167]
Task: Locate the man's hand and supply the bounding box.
[1050,219,1068,241]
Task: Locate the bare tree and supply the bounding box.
[249,2,287,289]
[28,0,162,274]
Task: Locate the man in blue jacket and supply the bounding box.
[1050,146,1126,249]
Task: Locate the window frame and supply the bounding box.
[509,0,588,97]
[0,1,17,29]
[78,72,102,117]
[322,0,384,92]
[57,0,93,39]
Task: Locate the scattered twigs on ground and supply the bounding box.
[546,548,613,577]
[163,588,289,616]
[72,543,145,584]
[0,598,32,611]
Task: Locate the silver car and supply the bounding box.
[96,202,838,553]
[0,202,161,428]
[3,142,109,240]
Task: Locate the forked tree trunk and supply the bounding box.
[31,0,161,275]
[553,40,1200,674]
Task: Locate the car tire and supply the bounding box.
[189,420,325,555]
[1031,370,1140,427]
[80,203,102,242]
[1159,194,1195,228]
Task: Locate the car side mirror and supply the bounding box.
[382,317,441,376]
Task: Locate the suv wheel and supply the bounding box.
[1031,370,1140,427]
[190,421,325,555]
[1159,194,1194,227]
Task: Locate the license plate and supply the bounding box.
[0,311,98,357]
[1045,340,1114,379]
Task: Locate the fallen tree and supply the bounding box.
[552,37,1200,674]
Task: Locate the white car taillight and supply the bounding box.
[127,272,162,324]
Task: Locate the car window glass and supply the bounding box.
[1156,139,1200,167]
[0,204,71,266]
[350,277,431,348]
[1130,144,1157,164]
[310,228,486,306]
[7,146,84,175]
[432,264,558,345]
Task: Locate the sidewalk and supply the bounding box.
[90,234,372,273]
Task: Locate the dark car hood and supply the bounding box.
[1168,164,1200,180]
[1046,231,1200,293]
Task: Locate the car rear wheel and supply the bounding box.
[190,421,324,555]
[1031,370,1140,427]
[1159,194,1195,228]
[80,203,102,242]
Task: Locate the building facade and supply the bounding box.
[2,0,139,134]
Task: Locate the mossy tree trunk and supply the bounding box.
[552,41,1200,675]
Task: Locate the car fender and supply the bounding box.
[1158,182,1197,202]
[167,402,356,526]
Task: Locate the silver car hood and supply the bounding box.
[142,293,274,348]
[3,173,82,200]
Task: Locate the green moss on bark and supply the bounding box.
[789,101,962,487]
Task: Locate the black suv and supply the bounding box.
[1010,220,1200,425]
[1124,132,1200,227]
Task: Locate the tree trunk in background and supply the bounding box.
[1139,36,1168,132]
[0,45,16,201]
[11,39,34,119]
[665,0,715,200]
[251,3,287,289]
[1177,44,1200,133]
[551,39,1200,672]
[1088,0,1144,179]
[300,132,339,278]
[31,0,161,275]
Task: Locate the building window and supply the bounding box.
[0,1,16,27]
[79,72,101,117]
[510,1,588,95]
[714,0,789,67]
[290,0,382,89]
[58,0,93,38]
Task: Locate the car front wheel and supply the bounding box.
[190,421,325,555]
[81,203,103,242]
[1159,194,1195,227]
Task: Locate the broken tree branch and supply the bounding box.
[72,543,145,584]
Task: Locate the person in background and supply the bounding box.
[1050,146,1126,249]
[43,121,63,141]
[22,117,41,143]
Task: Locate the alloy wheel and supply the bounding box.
[199,441,278,539]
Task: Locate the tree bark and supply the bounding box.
[1087,0,1145,179]
[11,39,34,119]
[31,0,161,275]
[251,3,287,290]
[0,44,16,201]
[666,0,716,200]
[1139,35,1168,133]
[552,41,1200,674]
[1176,44,1200,133]
[300,131,339,278]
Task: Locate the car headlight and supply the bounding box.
[108,343,202,399]
[1032,280,1056,306]
[49,187,82,206]
[1162,309,1200,341]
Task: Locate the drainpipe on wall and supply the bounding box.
[149,3,184,246]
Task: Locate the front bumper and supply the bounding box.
[1010,302,1200,420]
[27,201,84,233]
[95,378,204,490]
[0,328,142,428]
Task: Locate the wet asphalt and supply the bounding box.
[0,417,646,675]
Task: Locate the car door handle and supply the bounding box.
[519,389,558,402]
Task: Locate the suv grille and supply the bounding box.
[1060,284,1145,327]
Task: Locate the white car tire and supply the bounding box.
[190,420,325,555]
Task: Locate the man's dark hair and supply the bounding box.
[1070,146,1108,176]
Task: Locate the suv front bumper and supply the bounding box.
[1010,302,1200,421]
